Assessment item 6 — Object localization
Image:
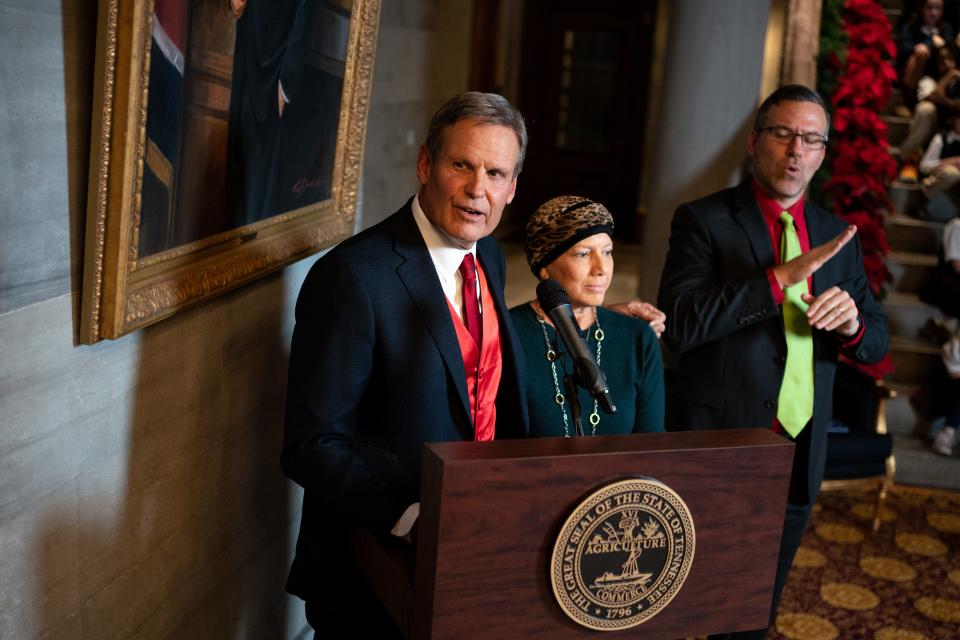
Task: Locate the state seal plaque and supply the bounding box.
[550,478,696,631]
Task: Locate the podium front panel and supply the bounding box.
[413,429,793,639]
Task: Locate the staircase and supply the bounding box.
[882,99,960,489]
[883,194,959,487]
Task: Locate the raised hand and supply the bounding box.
[773,225,857,289]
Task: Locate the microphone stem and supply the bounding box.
[563,374,585,436]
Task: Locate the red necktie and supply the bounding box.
[458,254,482,345]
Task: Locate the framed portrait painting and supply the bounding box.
[80,0,380,342]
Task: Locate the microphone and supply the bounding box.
[536,279,616,416]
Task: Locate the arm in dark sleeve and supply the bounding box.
[836,235,889,364]
[281,255,410,533]
[633,323,665,433]
[657,204,780,354]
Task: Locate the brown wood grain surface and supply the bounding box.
[359,429,794,639]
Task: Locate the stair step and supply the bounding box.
[884,89,905,115]
[891,434,960,489]
[890,179,921,190]
[889,335,942,353]
[885,392,917,437]
[888,335,943,384]
[886,214,944,253]
[884,115,910,146]
[887,380,922,437]
[883,291,946,340]
[887,251,938,293]
[887,380,920,395]
[889,181,926,217]
[880,2,901,15]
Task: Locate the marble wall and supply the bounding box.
[0,1,470,638]
[637,0,772,301]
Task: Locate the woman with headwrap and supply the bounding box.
[510,195,665,438]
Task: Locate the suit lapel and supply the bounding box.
[392,208,473,432]
[733,180,786,343]
[476,240,506,327]
[804,202,832,296]
[731,180,776,271]
[476,239,528,439]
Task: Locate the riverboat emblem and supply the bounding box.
[550,478,695,631]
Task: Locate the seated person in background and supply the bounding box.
[509,195,665,437]
[899,0,956,114]
[899,44,960,181]
[931,214,960,315]
[918,107,960,219]
[917,214,960,454]
[931,334,960,455]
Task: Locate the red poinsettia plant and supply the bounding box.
[821,0,897,296]
[819,0,897,377]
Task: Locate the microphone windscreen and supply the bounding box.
[536,279,569,312]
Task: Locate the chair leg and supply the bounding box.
[872,482,888,532]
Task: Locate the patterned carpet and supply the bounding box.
[769,486,960,640]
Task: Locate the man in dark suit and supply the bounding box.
[281,93,529,636]
[227,0,318,226]
[657,85,888,639]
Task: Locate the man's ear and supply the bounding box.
[747,129,758,158]
[416,145,431,186]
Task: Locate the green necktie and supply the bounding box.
[777,211,814,437]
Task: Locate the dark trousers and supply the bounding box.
[304,569,403,639]
[709,422,817,640]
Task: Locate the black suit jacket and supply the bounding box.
[657,180,888,503]
[282,201,528,602]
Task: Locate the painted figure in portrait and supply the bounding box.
[140,0,351,256]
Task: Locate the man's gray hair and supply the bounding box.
[754,84,831,134]
[424,92,528,178]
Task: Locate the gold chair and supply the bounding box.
[821,372,896,532]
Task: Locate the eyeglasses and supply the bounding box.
[757,126,828,150]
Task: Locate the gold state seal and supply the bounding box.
[550,478,695,631]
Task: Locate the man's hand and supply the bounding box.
[773,225,857,289]
[606,299,666,338]
[801,287,860,336]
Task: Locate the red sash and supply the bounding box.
[446,261,502,441]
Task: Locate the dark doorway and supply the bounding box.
[514,0,656,241]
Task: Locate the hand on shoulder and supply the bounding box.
[605,299,666,338]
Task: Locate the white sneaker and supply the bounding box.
[933,426,957,456]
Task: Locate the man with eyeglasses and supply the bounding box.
[657,84,888,639]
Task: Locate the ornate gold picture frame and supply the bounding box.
[80,0,380,343]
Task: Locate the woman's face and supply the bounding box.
[923,0,944,27]
[540,233,614,310]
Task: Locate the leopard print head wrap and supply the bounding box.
[524,195,615,276]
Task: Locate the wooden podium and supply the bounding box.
[352,429,793,639]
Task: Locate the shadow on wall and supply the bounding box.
[30,1,300,637]
[37,272,296,638]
